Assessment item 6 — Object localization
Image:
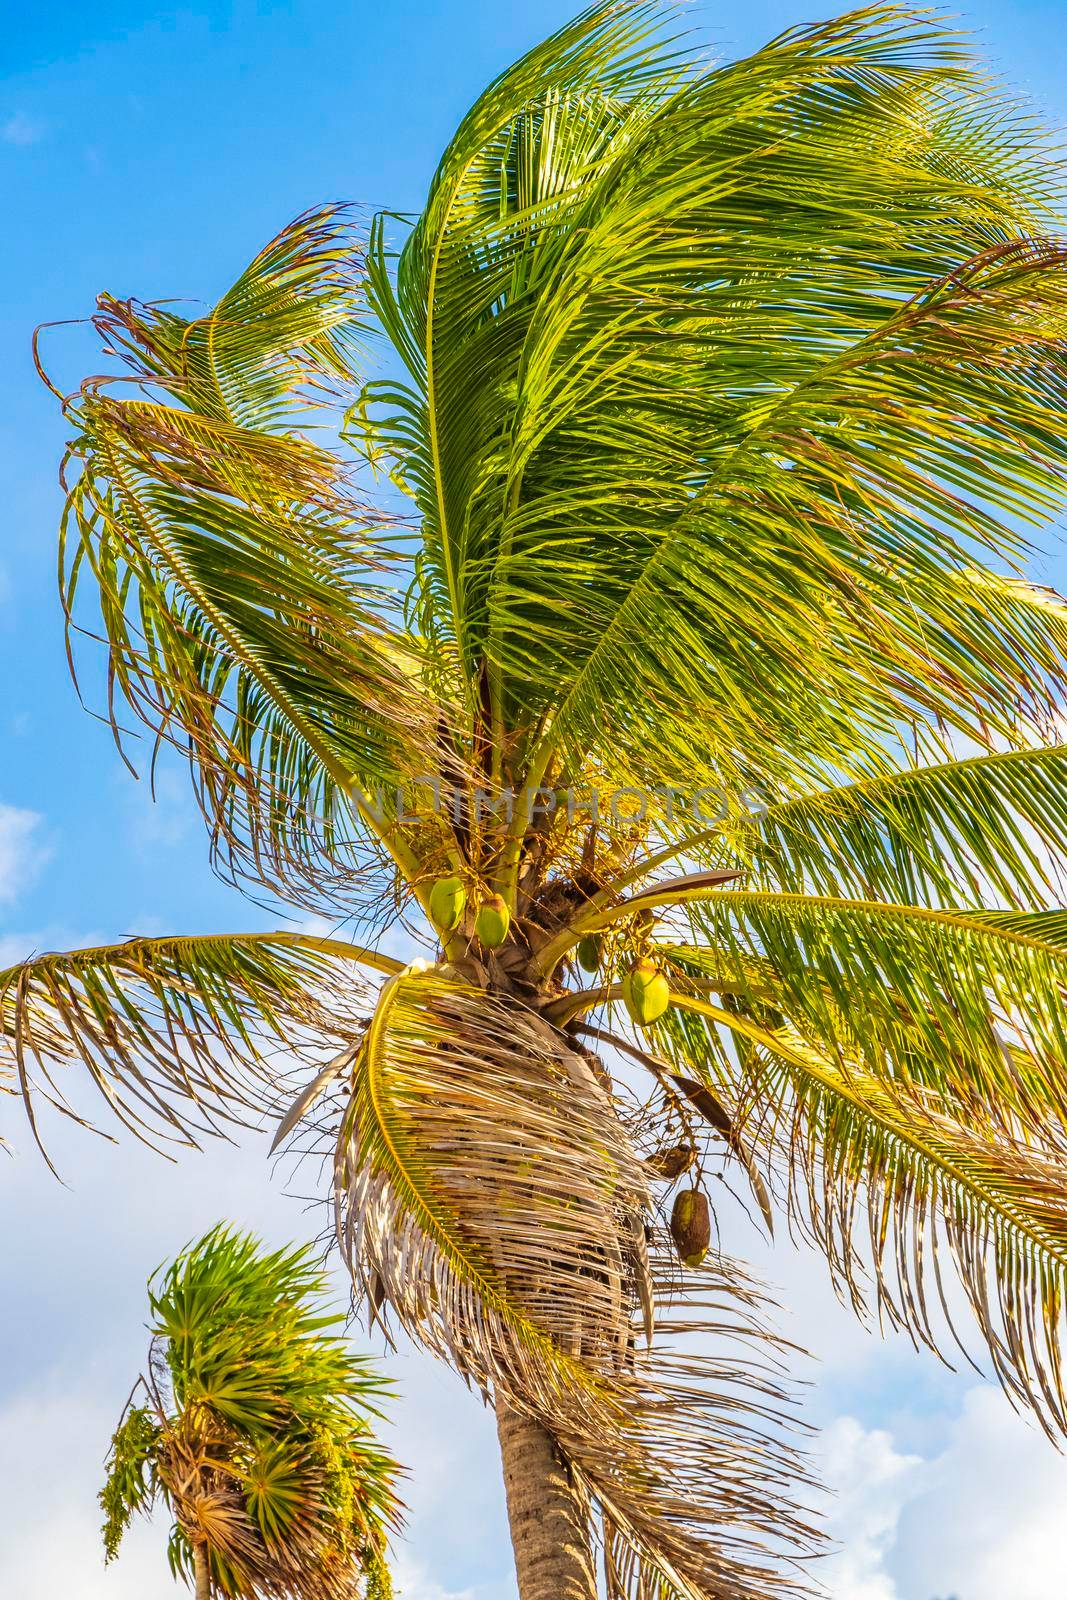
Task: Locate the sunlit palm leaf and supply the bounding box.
[362,2,1067,803]
[728,741,1067,908]
[508,240,1067,796]
[658,996,1067,1439]
[667,892,1067,1140]
[361,1,685,691]
[48,206,444,907]
[0,930,394,1157]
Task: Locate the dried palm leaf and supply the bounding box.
[334,968,816,1597]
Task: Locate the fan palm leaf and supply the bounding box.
[100,1227,402,1599]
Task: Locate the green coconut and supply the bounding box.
[621,958,670,1026]
[475,893,511,949]
[428,875,467,934]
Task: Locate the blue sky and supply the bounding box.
[2,4,1067,1597]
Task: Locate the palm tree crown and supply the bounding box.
[100,1228,401,1599]
[12,4,1067,1595]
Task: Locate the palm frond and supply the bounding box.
[730,741,1067,908]
[0,930,392,1158]
[151,1229,388,1433]
[46,206,446,908]
[578,1019,775,1232]
[666,891,1067,1141]
[511,232,1067,796]
[334,967,815,1598]
[660,995,1067,1440]
[357,1,686,694]
[363,1,1067,801]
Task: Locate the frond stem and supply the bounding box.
[534,871,741,977]
[0,930,405,988]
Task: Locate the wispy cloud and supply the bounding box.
[893,1384,1067,1599]
[0,803,47,905]
[1,112,45,147]
[818,1416,923,1600]
[390,1559,484,1600]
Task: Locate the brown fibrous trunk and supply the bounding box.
[194,1542,211,1600]
[496,1400,597,1600]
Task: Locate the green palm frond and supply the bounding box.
[46,205,445,908]
[102,1227,402,1599]
[510,236,1067,796]
[659,995,1067,1439]
[357,1,685,690]
[0,930,394,1158]
[356,1,1067,803]
[152,1231,378,1433]
[728,741,1067,908]
[668,891,1067,1137]
[335,965,814,1599]
[94,204,366,423]
[548,886,1067,1445]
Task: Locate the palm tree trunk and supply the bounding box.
[496,1401,597,1600]
[194,1544,210,1600]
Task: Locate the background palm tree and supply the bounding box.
[100,1227,401,1600]
[11,2,1067,1595]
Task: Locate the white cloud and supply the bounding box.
[817,1418,923,1600]
[892,1385,1067,1599]
[709,1188,1067,1600]
[812,1388,1067,1600]
[0,1385,167,1596]
[0,803,46,904]
[1,112,44,147]
[391,1557,483,1600]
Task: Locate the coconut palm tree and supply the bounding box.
[13,1,1067,1594]
[100,1227,401,1599]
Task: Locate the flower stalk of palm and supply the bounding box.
[14,3,1067,1595]
[100,1228,402,1600]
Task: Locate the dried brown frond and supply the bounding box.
[334,968,817,1597]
